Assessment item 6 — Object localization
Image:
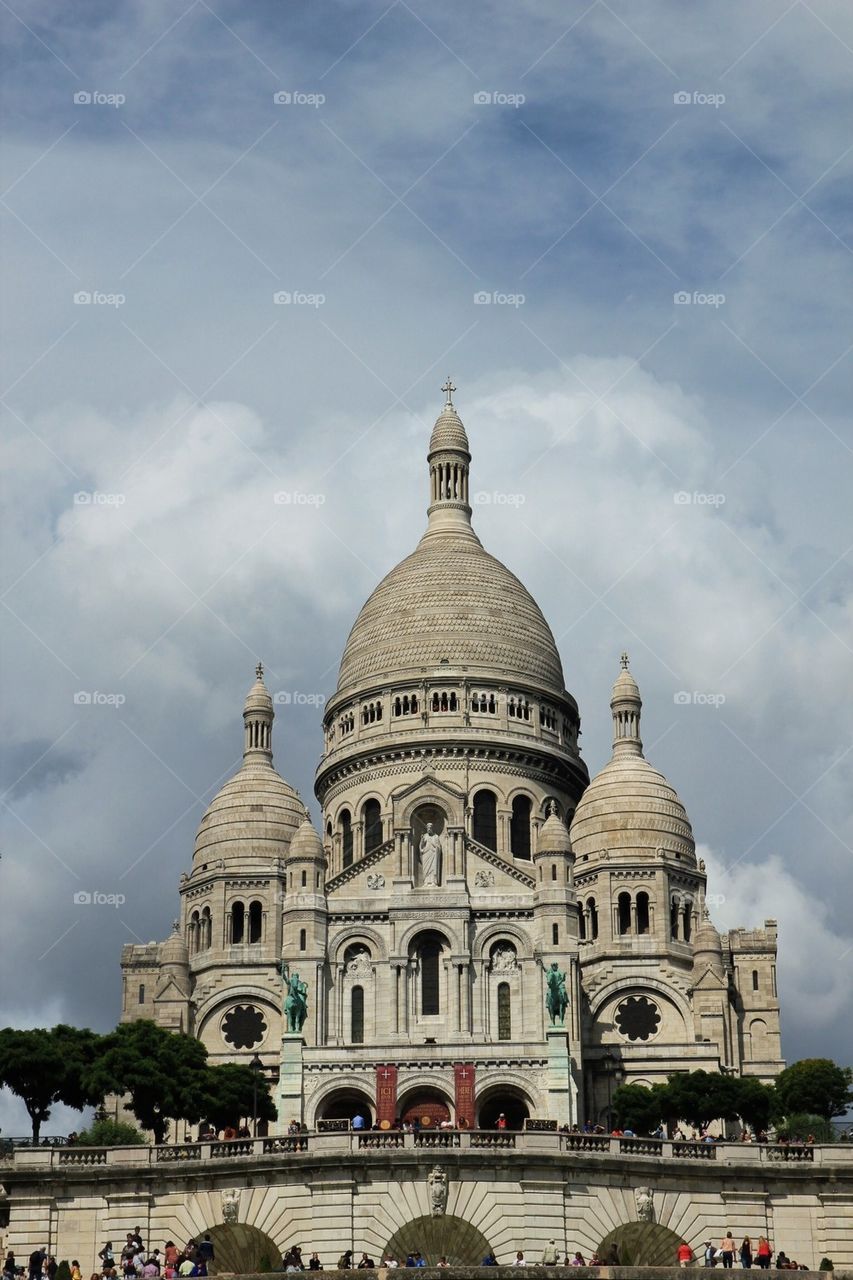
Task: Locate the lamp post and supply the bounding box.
[603,1051,614,1130]
[250,1053,264,1136]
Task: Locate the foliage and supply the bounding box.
[201,1062,277,1132]
[665,1070,742,1128]
[0,1025,103,1144]
[612,1082,668,1134]
[775,1113,836,1144]
[75,1118,146,1147]
[819,1260,834,1271]
[85,1020,209,1144]
[733,1077,775,1131]
[774,1059,852,1121]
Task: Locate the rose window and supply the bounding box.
[615,996,661,1042]
[222,1004,267,1050]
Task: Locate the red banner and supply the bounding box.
[454,1061,476,1128]
[376,1063,398,1126]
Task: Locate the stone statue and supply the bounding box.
[280,961,308,1033]
[419,823,442,886]
[221,1188,241,1224]
[635,1186,654,1223]
[427,1164,448,1217]
[474,868,494,887]
[366,872,385,890]
[542,960,569,1026]
[491,945,518,974]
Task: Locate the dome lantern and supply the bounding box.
[425,378,473,537]
[243,660,274,762]
[611,652,643,758]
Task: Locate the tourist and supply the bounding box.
[588,1254,602,1267]
[4,1255,16,1280]
[720,1234,736,1269]
[308,1255,322,1271]
[705,1242,718,1267]
[496,1113,508,1131]
[356,1255,374,1270]
[512,1252,528,1266]
[569,1253,586,1267]
[542,1240,559,1266]
[756,1239,772,1269]
[741,1238,753,1269]
[606,1245,620,1266]
[96,1250,113,1278]
[45,1259,57,1280]
[337,1253,353,1270]
[403,1258,415,1269]
[481,1254,497,1267]
[352,1114,366,1131]
[196,1240,214,1270]
[413,1255,425,1269]
[131,1232,144,1254]
[437,1260,450,1270]
[775,1254,790,1270]
[678,1242,694,1268]
[28,1252,44,1280]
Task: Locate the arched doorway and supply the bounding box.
[598,1222,685,1266]
[384,1214,493,1265]
[199,1223,281,1274]
[477,1086,531,1130]
[316,1087,373,1126]
[399,1087,452,1128]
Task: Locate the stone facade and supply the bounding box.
[119,387,783,1132]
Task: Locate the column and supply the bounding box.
[277,1032,305,1131]
[545,1026,578,1127]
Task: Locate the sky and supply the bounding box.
[1,0,852,1135]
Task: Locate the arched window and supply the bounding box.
[670,897,680,940]
[552,922,559,945]
[299,928,307,951]
[301,869,307,887]
[363,798,382,854]
[248,900,263,944]
[189,911,199,954]
[579,912,586,940]
[682,900,693,943]
[201,906,211,950]
[587,897,599,940]
[497,982,511,1041]
[231,900,245,944]
[351,986,365,1043]
[752,969,759,991]
[510,796,532,859]
[472,790,497,851]
[551,864,557,881]
[138,983,145,1005]
[341,809,353,868]
[636,891,650,935]
[618,892,631,935]
[419,934,442,1016]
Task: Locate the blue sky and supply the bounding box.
[1,0,852,1132]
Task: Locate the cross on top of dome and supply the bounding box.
[256,660,264,681]
[620,652,630,670]
[441,376,456,407]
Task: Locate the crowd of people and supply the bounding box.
[698,1235,811,1270]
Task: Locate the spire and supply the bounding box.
[610,652,643,758]
[425,378,473,536]
[243,661,274,763]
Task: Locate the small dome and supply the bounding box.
[244,661,273,714]
[195,761,304,866]
[611,666,640,703]
[537,804,572,854]
[570,753,695,862]
[693,911,724,975]
[429,404,470,455]
[159,925,189,968]
[288,814,324,861]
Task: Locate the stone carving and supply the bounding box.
[427,1164,448,1216]
[280,962,308,1033]
[474,869,494,887]
[698,858,706,871]
[366,872,385,890]
[543,960,569,1026]
[221,1188,240,1224]
[419,824,442,886]
[346,948,373,978]
[491,944,518,973]
[635,1185,654,1223]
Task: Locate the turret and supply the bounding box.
[281,814,329,1045]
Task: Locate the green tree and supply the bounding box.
[774,1059,852,1121]
[0,1025,102,1144]
[85,1021,209,1144]
[732,1077,776,1131]
[75,1117,145,1147]
[665,1071,741,1129]
[201,1062,277,1133]
[775,1113,836,1143]
[612,1082,668,1135]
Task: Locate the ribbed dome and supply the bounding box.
[570,753,695,861]
[336,528,566,695]
[429,404,470,454]
[288,815,324,860]
[160,926,189,968]
[194,760,305,866]
[537,804,572,854]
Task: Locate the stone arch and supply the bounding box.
[309,1077,375,1126]
[476,1078,534,1130]
[383,1214,494,1266]
[397,919,455,957]
[196,1223,281,1274]
[396,1071,455,1121]
[474,920,533,961]
[399,783,465,829]
[194,991,279,1053]
[598,1221,686,1266]
[331,924,387,964]
[588,975,693,1030]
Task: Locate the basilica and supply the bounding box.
[120,385,784,1132]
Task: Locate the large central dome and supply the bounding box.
[335,389,566,699]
